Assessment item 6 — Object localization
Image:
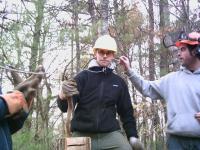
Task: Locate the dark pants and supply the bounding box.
[167,134,200,150]
[72,130,132,150]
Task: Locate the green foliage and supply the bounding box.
[12,130,37,150]
[58,28,68,44]
[12,128,53,150]
[114,4,146,50]
[80,35,92,45]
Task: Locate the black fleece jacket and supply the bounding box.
[57,66,138,138]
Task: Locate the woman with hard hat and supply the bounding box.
[58,34,144,150]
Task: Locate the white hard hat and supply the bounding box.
[93,35,117,52]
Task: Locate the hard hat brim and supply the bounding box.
[175,40,199,47]
[93,47,117,53]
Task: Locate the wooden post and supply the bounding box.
[56,137,91,150]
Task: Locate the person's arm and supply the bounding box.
[117,80,144,149]
[117,81,138,138]
[0,98,9,120]
[0,87,8,120]
[57,77,80,112]
[57,95,68,112]
[7,111,28,134]
[127,68,162,100]
[120,56,163,100]
[57,95,80,112]
[0,92,28,134]
[0,91,28,116]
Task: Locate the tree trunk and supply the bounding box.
[148,0,155,81]
[88,0,98,42]
[99,0,109,35]
[30,0,45,71]
[72,0,80,73]
[148,0,160,148]
[159,0,170,77]
[159,1,169,147]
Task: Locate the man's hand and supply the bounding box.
[0,91,28,115]
[195,112,200,121]
[59,79,79,100]
[119,56,131,71]
[129,137,144,150]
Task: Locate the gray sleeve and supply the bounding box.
[127,69,163,100]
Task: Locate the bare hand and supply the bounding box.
[195,112,200,121]
[119,56,131,71]
[1,91,28,115]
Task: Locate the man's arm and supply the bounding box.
[120,56,163,100]
[0,87,8,120]
[7,111,28,134]
[0,92,28,134]
[0,98,9,120]
[127,68,162,100]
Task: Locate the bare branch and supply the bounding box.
[0,65,46,75]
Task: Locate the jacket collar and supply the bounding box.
[87,59,116,74]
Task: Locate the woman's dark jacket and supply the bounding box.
[57,66,138,138]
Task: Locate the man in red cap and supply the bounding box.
[120,31,200,150]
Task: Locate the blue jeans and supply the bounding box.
[167,134,200,150]
[72,130,132,150]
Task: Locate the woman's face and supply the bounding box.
[94,49,115,67]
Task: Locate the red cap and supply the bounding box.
[175,40,199,47]
[175,32,200,47]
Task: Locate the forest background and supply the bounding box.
[0,0,200,150]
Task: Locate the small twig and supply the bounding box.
[0,65,46,75]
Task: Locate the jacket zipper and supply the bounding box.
[96,67,106,130]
